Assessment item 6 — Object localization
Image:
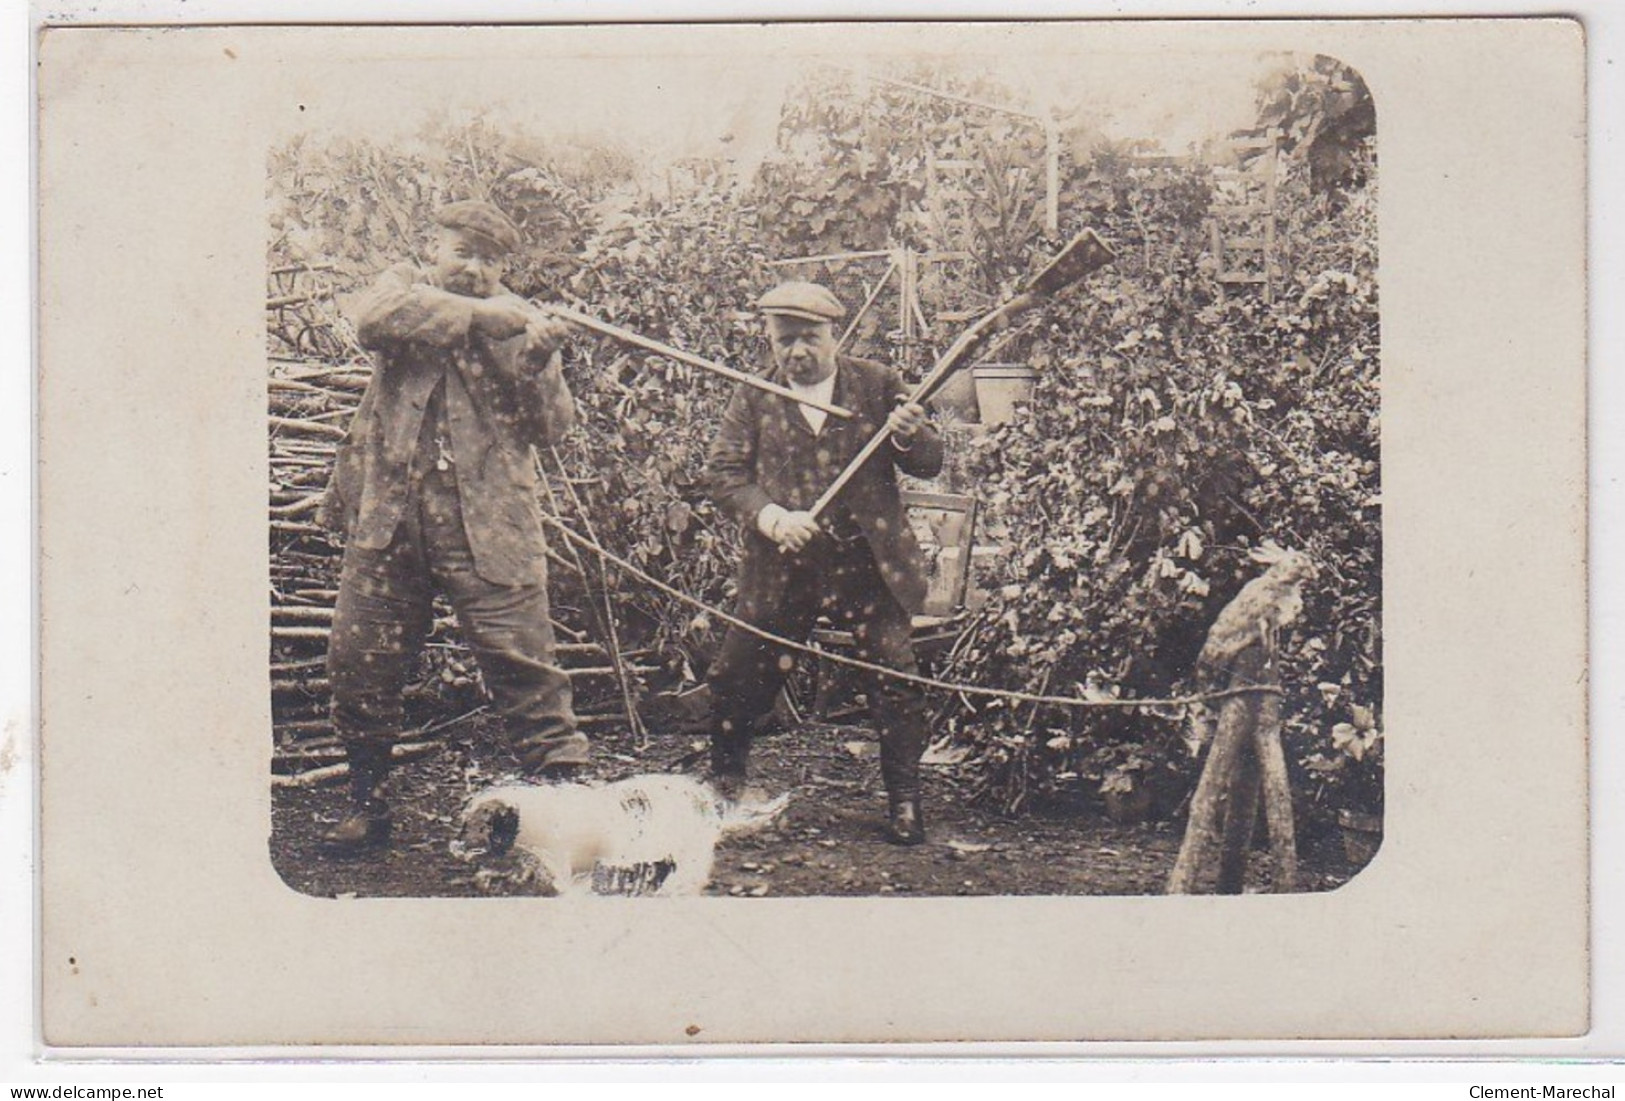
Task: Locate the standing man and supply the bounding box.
[317,199,587,852]
[703,281,944,845]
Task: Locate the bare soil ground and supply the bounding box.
[270,710,1366,899]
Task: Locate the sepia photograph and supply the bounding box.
[265,45,1381,900]
[36,17,1586,1046]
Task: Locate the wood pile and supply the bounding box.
[266,264,642,780]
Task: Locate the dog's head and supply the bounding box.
[453,792,568,897]
[454,796,520,861]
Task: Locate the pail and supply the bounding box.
[1337,808,1384,866]
[971,364,1037,425]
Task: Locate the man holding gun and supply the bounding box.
[317,200,586,852]
[703,281,943,845]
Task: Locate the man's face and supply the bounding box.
[429,227,507,298]
[766,315,838,386]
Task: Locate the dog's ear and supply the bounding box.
[484,801,519,856]
[461,799,520,858]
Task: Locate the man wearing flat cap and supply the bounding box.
[317,199,585,852]
[703,280,944,845]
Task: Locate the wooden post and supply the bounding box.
[899,247,917,377]
[1251,665,1299,892]
[1214,732,1261,895]
[1167,647,1265,894]
[1167,647,1297,894]
[1044,118,1060,235]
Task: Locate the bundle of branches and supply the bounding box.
[268,347,365,750]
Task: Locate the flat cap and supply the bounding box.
[756,281,846,323]
[435,200,523,254]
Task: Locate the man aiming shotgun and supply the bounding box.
[317,199,588,852]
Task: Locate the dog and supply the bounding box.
[454,774,789,897]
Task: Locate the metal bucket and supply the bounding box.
[971,364,1037,425]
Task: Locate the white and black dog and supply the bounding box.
[455,774,789,897]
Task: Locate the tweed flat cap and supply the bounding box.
[435,200,523,254]
[756,281,846,323]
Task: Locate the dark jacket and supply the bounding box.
[705,354,944,614]
[319,263,574,585]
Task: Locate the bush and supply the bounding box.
[942,90,1379,821]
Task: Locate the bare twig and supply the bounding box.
[272,739,441,788]
[546,446,648,748]
[268,493,324,518]
[269,415,346,441]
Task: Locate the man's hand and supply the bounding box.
[773,511,822,552]
[471,295,533,340]
[886,398,928,447]
[522,311,574,361]
[758,504,820,553]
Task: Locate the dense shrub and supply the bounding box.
[946,145,1379,821]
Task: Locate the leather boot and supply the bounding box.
[709,720,752,803]
[875,693,928,846]
[516,730,592,782]
[323,741,392,852]
[885,794,926,846]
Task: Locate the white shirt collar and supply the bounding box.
[789,364,838,434]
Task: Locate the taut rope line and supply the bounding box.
[535,511,1282,712]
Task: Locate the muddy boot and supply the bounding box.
[879,720,928,846]
[885,793,926,846]
[873,683,929,845]
[323,741,392,853]
[709,719,752,803]
[515,729,591,783]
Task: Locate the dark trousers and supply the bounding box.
[707,536,928,798]
[327,463,583,769]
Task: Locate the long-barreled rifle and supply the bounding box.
[806,228,1116,521]
[534,301,855,420]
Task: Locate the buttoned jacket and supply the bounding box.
[705,354,944,615]
[319,263,574,585]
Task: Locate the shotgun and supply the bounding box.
[806,229,1116,521]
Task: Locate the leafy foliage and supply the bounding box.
[750,64,1049,293]
[268,55,1381,825]
[945,116,1379,822]
[1253,54,1377,199]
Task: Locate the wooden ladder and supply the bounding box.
[1209,128,1281,304]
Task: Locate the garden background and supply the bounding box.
[266,51,1380,891]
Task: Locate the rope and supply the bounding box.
[536,512,1282,712]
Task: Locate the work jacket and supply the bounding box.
[318,263,574,585]
[705,354,944,614]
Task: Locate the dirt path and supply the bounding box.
[270,712,1363,899]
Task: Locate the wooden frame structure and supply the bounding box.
[1208,128,1282,304]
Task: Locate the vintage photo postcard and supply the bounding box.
[36,18,1586,1046]
[262,37,1373,902]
